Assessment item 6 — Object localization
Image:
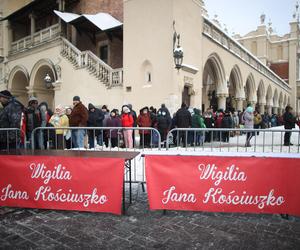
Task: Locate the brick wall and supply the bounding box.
[72,0,123,21]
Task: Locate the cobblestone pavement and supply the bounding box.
[0,185,299,250]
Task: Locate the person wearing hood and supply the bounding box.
[175,103,192,147]
[157,105,172,143]
[121,105,134,148]
[0,90,24,150]
[106,109,121,148]
[191,108,206,146]
[69,96,88,148]
[283,105,296,146]
[25,96,42,149]
[49,105,69,149]
[221,110,233,142]
[87,103,104,148]
[243,105,254,147]
[137,107,152,148]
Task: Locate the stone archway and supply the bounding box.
[244,73,256,108]
[228,65,243,111]
[202,53,226,111]
[8,65,30,105]
[266,85,273,115]
[29,59,57,110]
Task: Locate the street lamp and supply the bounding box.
[173,21,183,70]
[173,37,183,70]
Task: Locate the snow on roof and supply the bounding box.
[82,13,122,31]
[54,10,79,23]
[54,10,122,31]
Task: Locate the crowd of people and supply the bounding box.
[0,89,299,150]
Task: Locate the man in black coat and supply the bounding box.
[175,103,192,147]
[283,105,296,146]
[0,90,24,150]
[87,103,104,148]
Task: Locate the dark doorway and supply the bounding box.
[182,86,191,107]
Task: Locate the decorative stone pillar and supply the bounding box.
[217,94,227,111]
[235,97,244,112]
[258,103,265,114]
[272,107,278,115]
[266,105,272,115]
[29,13,36,43]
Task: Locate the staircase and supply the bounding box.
[60,37,123,88]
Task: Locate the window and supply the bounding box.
[146,72,151,83]
[99,45,108,64]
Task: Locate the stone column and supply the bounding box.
[258,103,265,114]
[266,105,272,115]
[272,107,278,115]
[217,94,227,111]
[29,13,36,43]
[235,98,244,112]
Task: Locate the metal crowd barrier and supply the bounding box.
[166,128,300,154]
[0,128,25,150]
[30,127,161,151]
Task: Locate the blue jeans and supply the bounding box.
[72,129,86,148]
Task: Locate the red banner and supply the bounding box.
[146,155,300,216]
[0,156,124,215]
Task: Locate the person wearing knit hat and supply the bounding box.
[49,105,69,149]
[87,103,104,148]
[0,90,24,150]
[69,96,88,148]
[0,90,13,99]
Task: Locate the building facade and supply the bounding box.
[0,0,298,116]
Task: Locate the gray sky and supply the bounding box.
[204,0,297,36]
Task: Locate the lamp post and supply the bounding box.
[173,21,183,70]
[173,35,183,70]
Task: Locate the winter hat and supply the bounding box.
[28,96,38,103]
[73,96,80,101]
[88,103,95,110]
[0,90,13,98]
[122,106,130,113]
[55,105,65,116]
[246,106,254,113]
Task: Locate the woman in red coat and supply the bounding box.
[121,105,134,148]
[137,107,152,148]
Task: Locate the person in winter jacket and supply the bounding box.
[221,110,233,142]
[137,107,152,148]
[191,108,206,146]
[0,90,24,150]
[121,105,134,148]
[157,105,172,143]
[49,105,69,149]
[283,105,296,146]
[87,103,104,148]
[243,106,254,147]
[253,110,262,135]
[106,109,121,147]
[69,96,88,148]
[25,96,42,149]
[204,109,215,142]
[101,105,110,147]
[175,103,192,147]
